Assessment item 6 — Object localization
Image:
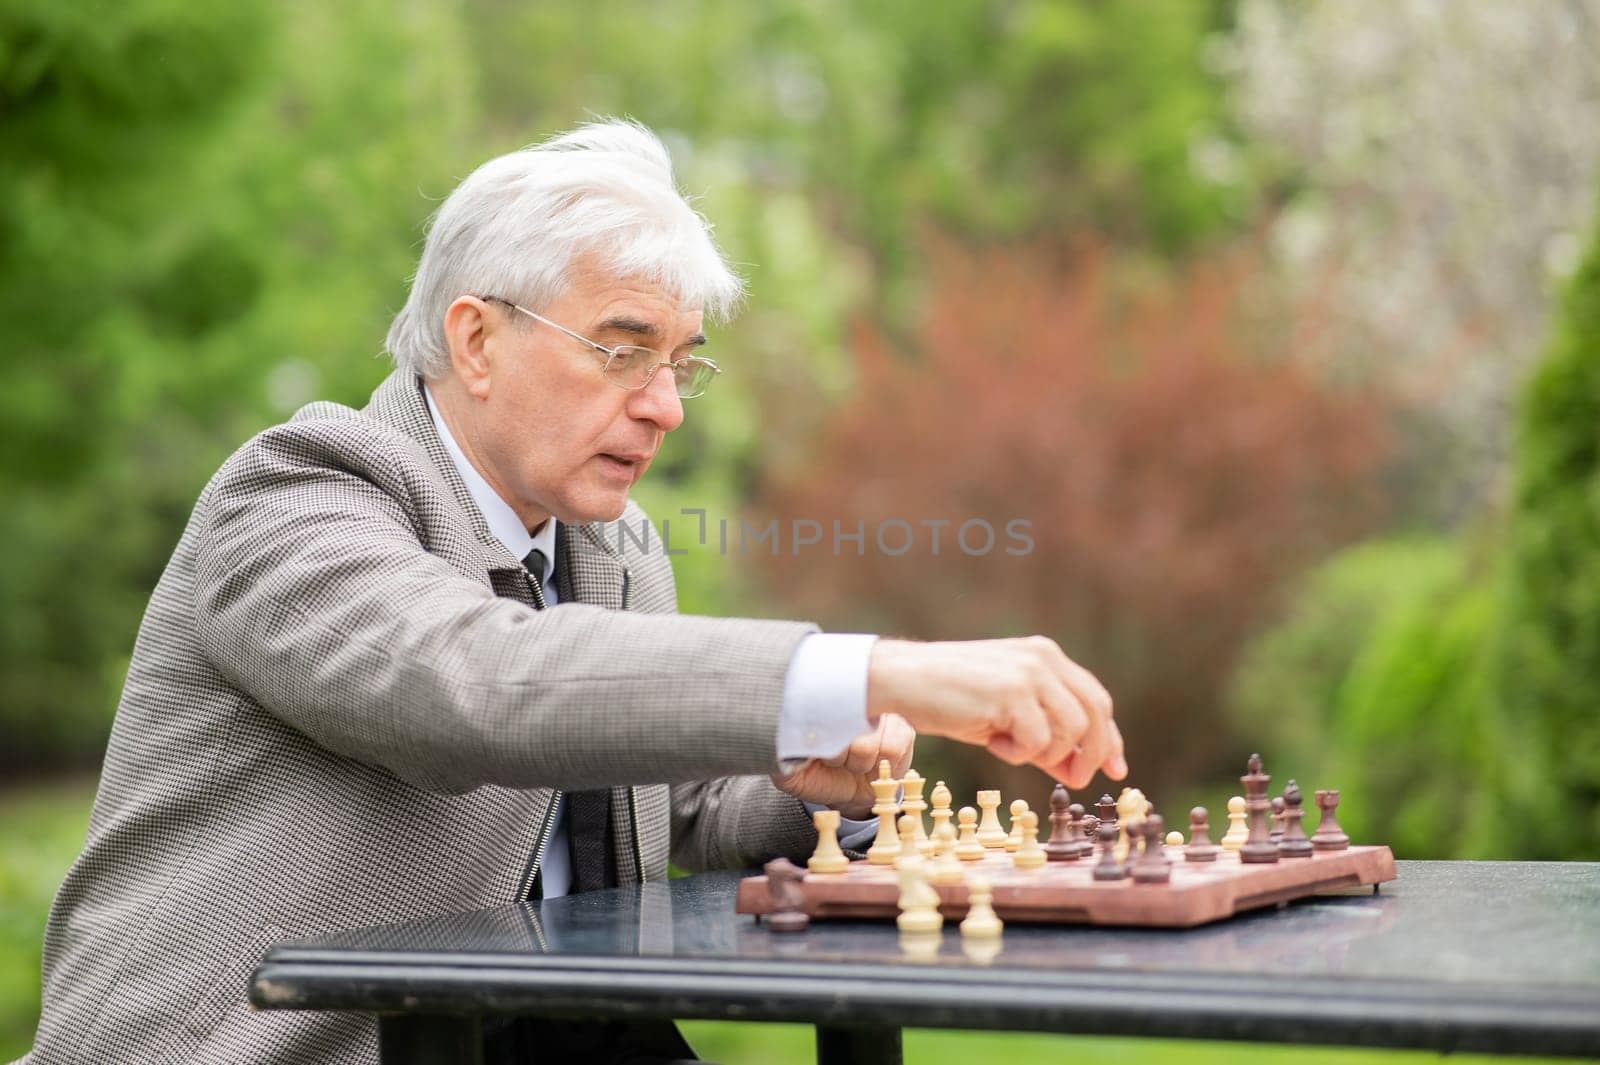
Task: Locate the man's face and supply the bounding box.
[458,266,701,528]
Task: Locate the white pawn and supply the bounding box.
[1221,795,1248,853]
[1005,799,1029,852]
[894,812,924,872]
[960,874,1003,939]
[955,807,986,862]
[1165,830,1184,848]
[930,820,965,886]
[1012,810,1046,870]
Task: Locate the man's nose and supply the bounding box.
[628,363,685,431]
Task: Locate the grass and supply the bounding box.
[0,775,96,1061]
[1,778,1585,1064]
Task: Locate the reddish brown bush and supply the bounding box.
[750,240,1390,795]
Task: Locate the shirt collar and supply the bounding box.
[423,384,556,582]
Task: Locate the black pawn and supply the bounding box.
[1045,784,1078,861]
[1312,789,1350,851]
[1184,806,1220,863]
[1269,796,1286,844]
[1277,781,1314,858]
[1097,793,1118,836]
[1092,821,1127,880]
[1068,803,1094,858]
[1131,815,1172,884]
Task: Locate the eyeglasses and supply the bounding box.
[479,296,722,399]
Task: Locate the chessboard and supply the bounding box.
[739,753,1396,929]
[736,843,1396,928]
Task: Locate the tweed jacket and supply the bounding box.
[24,370,823,1064]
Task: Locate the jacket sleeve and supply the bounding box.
[668,776,820,871]
[188,415,818,795]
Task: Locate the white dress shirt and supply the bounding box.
[424,387,877,896]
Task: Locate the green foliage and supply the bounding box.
[1229,538,1513,857]
[1229,539,1468,775]
[1231,199,1600,860]
[0,0,476,769]
[1499,196,1600,857]
[2,0,1251,768]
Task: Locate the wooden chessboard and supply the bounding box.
[736,845,1396,928]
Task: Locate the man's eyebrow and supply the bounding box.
[594,315,707,349]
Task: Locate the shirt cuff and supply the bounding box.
[775,633,877,770]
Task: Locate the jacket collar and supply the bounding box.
[362,370,628,609]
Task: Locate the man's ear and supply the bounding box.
[443,296,495,400]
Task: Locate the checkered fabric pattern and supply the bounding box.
[23,371,824,1064]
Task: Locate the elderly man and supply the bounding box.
[25,120,1125,1064]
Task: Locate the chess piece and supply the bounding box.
[866,759,901,866]
[902,770,932,856]
[1044,789,1079,861]
[894,813,924,872]
[955,806,986,861]
[1184,806,1220,862]
[896,852,943,933]
[1005,799,1029,852]
[929,820,965,886]
[976,789,1008,849]
[1239,753,1280,864]
[764,857,810,933]
[1096,794,1118,837]
[1312,789,1351,851]
[1092,821,1127,881]
[1068,804,1094,858]
[807,809,849,874]
[1080,813,1101,849]
[1220,795,1248,853]
[929,780,954,853]
[1165,831,1184,848]
[1131,815,1172,884]
[1114,787,1147,865]
[1277,780,1314,858]
[959,874,1003,939]
[1012,810,1045,869]
[1270,796,1286,845]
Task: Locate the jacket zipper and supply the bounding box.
[630,786,646,884]
[517,793,561,901]
[619,567,645,884]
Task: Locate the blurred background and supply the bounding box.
[3,0,1598,1060]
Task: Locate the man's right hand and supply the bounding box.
[865,636,1127,790]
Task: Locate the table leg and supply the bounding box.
[816,1023,902,1065]
[379,1013,484,1065]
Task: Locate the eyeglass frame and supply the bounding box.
[476,295,722,399]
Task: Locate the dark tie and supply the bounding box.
[521,540,615,894]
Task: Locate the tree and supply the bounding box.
[750,239,1389,796]
[1225,0,1600,523]
[1499,192,1600,856]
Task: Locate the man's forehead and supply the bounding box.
[575,282,705,341]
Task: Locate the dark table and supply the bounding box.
[251,861,1600,1063]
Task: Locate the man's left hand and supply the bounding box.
[772,713,915,820]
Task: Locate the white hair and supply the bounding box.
[385,119,744,378]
